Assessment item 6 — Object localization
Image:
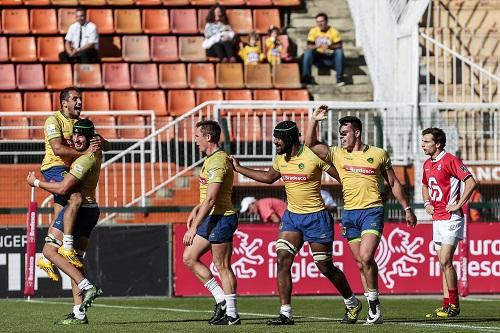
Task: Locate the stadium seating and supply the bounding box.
[89,115,118,139]
[131,63,159,89]
[244,63,273,89]
[2,116,30,140]
[151,36,178,62]
[247,0,272,6]
[0,92,22,111]
[227,9,253,34]
[30,9,57,34]
[45,64,72,90]
[178,36,206,62]
[122,35,150,62]
[88,9,114,34]
[110,90,138,110]
[188,63,216,89]
[136,0,162,5]
[37,37,64,62]
[16,64,44,90]
[83,91,110,111]
[273,63,302,88]
[9,37,37,62]
[24,91,52,111]
[254,88,281,114]
[219,0,245,5]
[142,9,170,34]
[168,89,195,116]
[159,63,187,89]
[0,37,8,62]
[0,64,16,90]
[2,9,30,34]
[99,36,123,61]
[170,9,197,34]
[58,8,76,34]
[216,63,244,89]
[74,64,102,89]
[253,9,281,34]
[115,9,142,34]
[51,92,61,110]
[119,115,146,139]
[24,0,50,5]
[138,90,167,116]
[103,63,130,90]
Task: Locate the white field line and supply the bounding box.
[18,299,500,332]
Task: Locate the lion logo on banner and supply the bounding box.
[210,230,264,279]
[375,227,425,289]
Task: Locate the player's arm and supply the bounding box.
[325,165,340,183]
[304,105,330,160]
[27,171,79,196]
[230,156,281,184]
[49,137,86,160]
[446,176,477,213]
[421,184,434,216]
[383,168,417,227]
[91,134,110,152]
[268,212,280,224]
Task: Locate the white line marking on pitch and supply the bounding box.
[20,299,500,332]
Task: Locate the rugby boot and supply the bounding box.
[36,257,60,282]
[365,299,383,324]
[58,247,83,268]
[340,298,362,324]
[212,314,241,325]
[436,304,460,318]
[266,313,294,325]
[54,312,88,325]
[79,286,103,312]
[208,300,226,324]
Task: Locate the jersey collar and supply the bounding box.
[296,144,304,157]
[431,150,446,162]
[58,109,70,120]
[206,148,222,158]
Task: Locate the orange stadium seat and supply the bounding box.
[0,37,8,62]
[82,91,109,111]
[197,9,209,33]
[273,63,302,88]
[2,9,29,34]
[151,36,178,62]
[216,63,244,89]
[30,9,57,34]
[24,0,50,4]
[52,0,78,5]
[16,64,44,90]
[45,64,72,90]
[245,63,272,89]
[0,64,16,90]
[0,92,22,111]
[155,116,174,136]
[107,0,134,5]
[254,88,281,114]
[138,90,167,116]
[110,90,137,110]
[218,0,245,5]
[99,36,122,62]
[224,89,252,115]
[273,0,301,5]
[131,63,159,89]
[31,115,46,139]
[9,37,36,62]
[2,117,30,140]
[51,92,61,110]
[136,0,161,4]
[170,9,197,34]
[168,89,195,116]
[163,0,189,6]
[247,0,272,5]
[89,115,117,139]
[103,63,130,90]
[24,92,52,111]
[88,9,114,34]
[122,35,150,62]
[118,115,146,139]
[253,9,281,34]
[79,0,106,5]
[282,89,309,113]
[196,89,223,105]
[188,63,216,89]
[57,8,76,34]
[190,0,216,5]
[38,37,64,62]
[159,63,187,89]
[227,9,253,34]
[143,9,170,34]
[115,9,142,34]
[0,0,23,5]
[179,36,206,62]
[74,64,102,89]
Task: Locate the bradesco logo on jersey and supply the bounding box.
[281,174,308,182]
[344,165,376,175]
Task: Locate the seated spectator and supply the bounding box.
[240,196,286,223]
[265,26,282,65]
[302,13,345,86]
[59,7,99,64]
[202,5,236,63]
[238,32,265,65]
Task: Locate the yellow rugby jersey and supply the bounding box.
[199,149,235,216]
[69,151,102,204]
[328,145,391,210]
[41,111,77,171]
[272,145,329,214]
[238,45,265,65]
[307,26,342,54]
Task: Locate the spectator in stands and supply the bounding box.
[59,7,99,64]
[469,185,482,222]
[238,32,265,65]
[240,196,287,223]
[202,5,237,63]
[302,13,345,86]
[265,26,282,65]
[321,189,338,215]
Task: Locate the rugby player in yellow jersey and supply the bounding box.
[231,120,362,325]
[182,120,240,326]
[27,119,103,325]
[305,105,417,324]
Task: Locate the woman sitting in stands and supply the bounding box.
[203,5,237,63]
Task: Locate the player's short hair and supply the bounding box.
[273,120,300,148]
[315,13,328,22]
[59,87,80,106]
[339,115,362,133]
[196,120,221,143]
[422,127,446,148]
[75,6,86,13]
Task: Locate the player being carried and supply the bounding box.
[421,128,476,318]
[27,119,103,325]
[305,105,417,324]
[231,120,362,325]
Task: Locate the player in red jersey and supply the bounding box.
[421,128,477,318]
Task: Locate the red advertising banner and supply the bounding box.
[173,223,500,296]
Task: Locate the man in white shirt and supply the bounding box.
[59,7,99,64]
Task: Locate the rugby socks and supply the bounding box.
[63,234,74,250]
[225,294,238,317]
[344,294,358,308]
[280,304,292,319]
[73,304,86,320]
[204,278,225,304]
[448,288,459,306]
[367,289,379,302]
[442,297,450,308]
[77,278,93,291]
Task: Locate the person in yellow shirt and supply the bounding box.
[265,26,282,65]
[182,120,240,325]
[238,31,265,65]
[305,105,417,325]
[302,13,345,86]
[231,120,362,326]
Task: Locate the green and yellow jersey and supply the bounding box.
[69,151,102,205]
[41,110,77,171]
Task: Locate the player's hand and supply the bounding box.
[405,210,417,228]
[446,203,460,213]
[183,227,197,246]
[26,171,37,187]
[88,135,102,153]
[425,204,434,215]
[187,211,196,228]
[229,155,240,171]
[312,105,329,121]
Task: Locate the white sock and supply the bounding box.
[73,305,85,319]
[63,234,74,250]
[280,304,292,319]
[364,292,369,300]
[367,290,379,302]
[225,294,238,317]
[77,278,93,291]
[344,294,358,308]
[204,278,225,304]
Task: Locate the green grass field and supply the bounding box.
[1,296,499,333]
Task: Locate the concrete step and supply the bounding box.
[290,17,354,30]
[313,92,373,101]
[291,6,352,20]
[309,83,373,95]
[306,0,350,11]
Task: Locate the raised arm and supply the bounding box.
[382,168,417,227]
[230,156,281,184]
[27,171,79,196]
[304,105,330,160]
